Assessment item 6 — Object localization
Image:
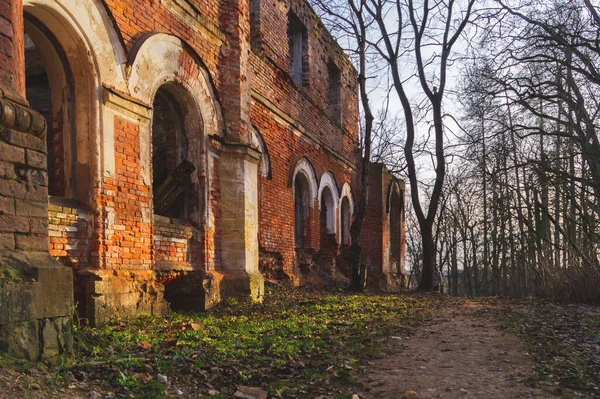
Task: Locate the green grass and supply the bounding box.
[68,286,431,398]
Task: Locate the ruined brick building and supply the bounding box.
[0,0,405,359]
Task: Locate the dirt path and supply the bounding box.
[364,300,562,399]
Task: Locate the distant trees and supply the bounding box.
[440,0,600,303]
[314,0,600,303]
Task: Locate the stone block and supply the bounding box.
[0,160,16,179]
[41,317,73,359]
[0,141,24,163]
[0,214,29,233]
[214,269,264,304]
[15,233,48,251]
[0,179,26,198]
[29,217,48,234]
[0,233,14,249]
[0,320,39,361]
[25,149,46,169]
[16,199,47,218]
[0,196,14,215]
[0,129,45,153]
[78,270,167,326]
[0,252,73,322]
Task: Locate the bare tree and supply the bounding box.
[364,0,476,290]
[311,0,376,291]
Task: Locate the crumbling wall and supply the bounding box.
[360,163,406,292]
[0,0,74,361]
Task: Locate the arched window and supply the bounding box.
[294,174,311,247]
[320,186,335,236]
[25,18,75,199]
[151,87,191,219]
[341,196,351,245]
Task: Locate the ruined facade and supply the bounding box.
[0,0,405,360]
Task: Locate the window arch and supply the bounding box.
[151,83,204,223]
[339,182,354,246]
[317,172,340,240]
[320,186,335,235]
[250,127,271,179]
[294,173,311,247]
[291,158,318,248]
[24,14,89,202]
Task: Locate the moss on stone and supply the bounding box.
[0,266,24,285]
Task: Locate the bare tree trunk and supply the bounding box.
[482,115,490,295]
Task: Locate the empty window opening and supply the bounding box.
[341,196,351,246]
[294,174,311,247]
[327,61,342,123]
[288,12,307,86]
[152,87,192,219]
[24,22,74,198]
[249,0,260,48]
[320,186,336,251]
[390,189,401,261]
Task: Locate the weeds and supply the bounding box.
[66,286,430,398]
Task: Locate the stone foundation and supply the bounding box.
[0,252,73,360]
[77,269,168,326]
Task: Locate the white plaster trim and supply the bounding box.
[23,0,128,92]
[250,127,271,178]
[338,182,354,215]
[318,172,340,237]
[338,182,354,244]
[318,172,340,210]
[128,33,224,139]
[23,0,127,206]
[292,158,318,205]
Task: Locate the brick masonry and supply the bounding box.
[0,0,406,345]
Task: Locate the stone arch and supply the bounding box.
[129,33,225,226]
[128,33,224,139]
[291,157,318,205]
[338,182,354,245]
[250,127,271,179]
[23,0,127,204]
[318,172,340,238]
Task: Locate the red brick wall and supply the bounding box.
[360,164,406,284]
[253,99,356,276]
[250,0,359,137]
[154,217,193,266]
[48,198,92,270]
[360,164,384,275]
[96,116,153,270]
